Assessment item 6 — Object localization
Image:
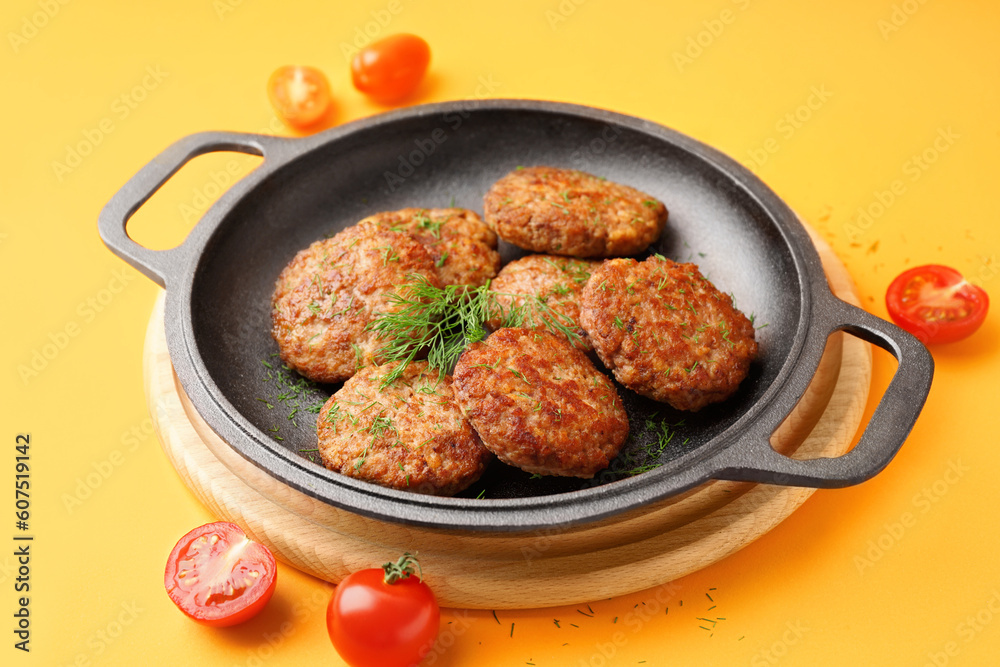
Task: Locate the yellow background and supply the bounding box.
[3,0,999,664]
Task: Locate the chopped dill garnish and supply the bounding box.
[614,417,685,476]
[379,245,400,266]
[414,212,445,238]
[331,294,355,317]
[355,411,398,469]
[508,368,531,384]
[257,356,329,443]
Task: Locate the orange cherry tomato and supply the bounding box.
[164,522,277,627]
[267,65,332,129]
[885,264,989,344]
[351,34,431,103]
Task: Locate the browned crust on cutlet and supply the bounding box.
[579,256,757,411]
[452,328,629,478]
[487,254,600,351]
[483,166,667,257]
[317,361,492,496]
[358,208,501,288]
[271,225,441,384]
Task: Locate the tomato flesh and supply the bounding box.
[164,522,277,627]
[327,568,439,667]
[885,264,989,344]
[351,34,431,103]
[267,65,332,129]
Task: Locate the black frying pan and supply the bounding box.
[99,100,933,531]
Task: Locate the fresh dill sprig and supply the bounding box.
[368,274,582,387]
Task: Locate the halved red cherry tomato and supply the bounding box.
[885,264,989,344]
[164,521,277,627]
[267,65,332,129]
[327,554,439,667]
[351,34,431,103]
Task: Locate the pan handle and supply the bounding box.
[713,299,934,487]
[98,131,292,288]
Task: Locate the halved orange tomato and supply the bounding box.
[267,65,332,129]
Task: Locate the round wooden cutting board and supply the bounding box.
[143,228,871,609]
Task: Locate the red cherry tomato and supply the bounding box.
[267,65,332,129]
[351,34,431,103]
[885,264,989,344]
[327,554,439,667]
[164,522,277,627]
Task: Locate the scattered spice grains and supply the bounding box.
[490,586,737,664]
